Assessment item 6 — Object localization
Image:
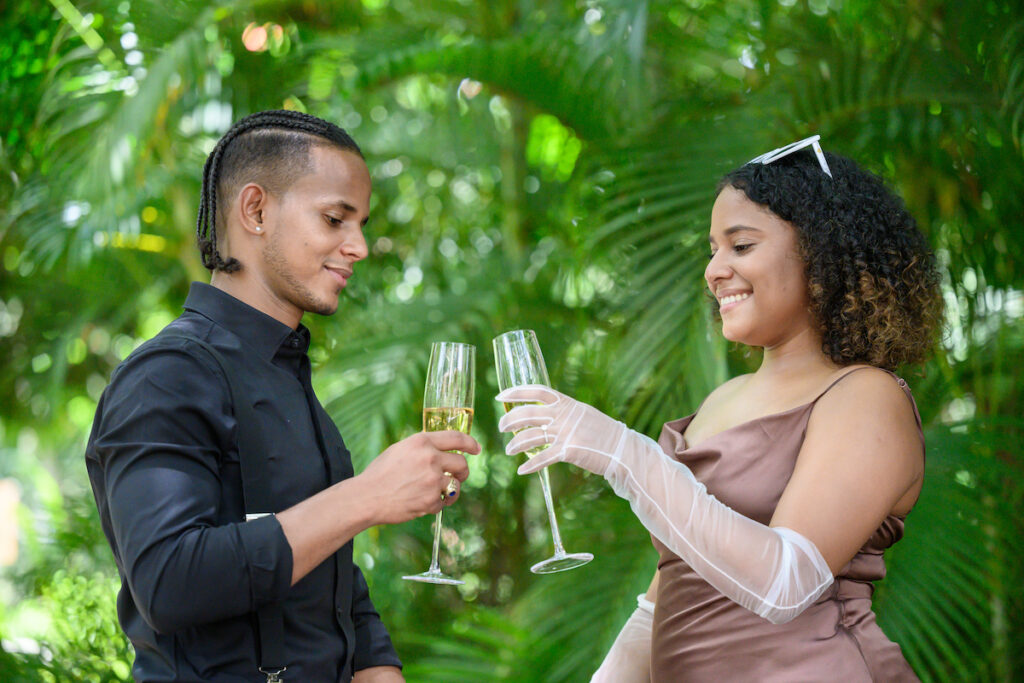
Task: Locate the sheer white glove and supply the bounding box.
[590,594,653,683]
[498,385,834,624]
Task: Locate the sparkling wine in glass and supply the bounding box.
[493,329,593,574]
[403,341,475,585]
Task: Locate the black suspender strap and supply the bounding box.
[161,334,287,681]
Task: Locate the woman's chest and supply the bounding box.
[660,414,809,525]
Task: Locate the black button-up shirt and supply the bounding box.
[86,283,401,681]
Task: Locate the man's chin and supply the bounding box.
[310,304,339,317]
[309,295,341,317]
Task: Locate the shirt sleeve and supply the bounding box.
[350,563,402,671]
[88,340,293,634]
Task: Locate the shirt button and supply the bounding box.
[290,337,300,348]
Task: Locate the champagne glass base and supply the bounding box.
[530,552,594,574]
[402,570,465,585]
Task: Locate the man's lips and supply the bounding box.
[325,265,353,286]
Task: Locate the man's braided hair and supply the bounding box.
[196,110,363,272]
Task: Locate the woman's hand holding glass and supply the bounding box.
[497,384,629,477]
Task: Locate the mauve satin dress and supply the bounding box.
[650,369,921,682]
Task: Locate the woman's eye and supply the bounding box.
[733,243,753,253]
[325,215,342,226]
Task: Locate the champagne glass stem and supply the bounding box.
[537,467,567,556]
[427,509,444,573]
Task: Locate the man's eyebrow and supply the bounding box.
[709,225,764,242]
[326,199,359,212]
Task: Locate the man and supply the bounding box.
[86,110,477,682]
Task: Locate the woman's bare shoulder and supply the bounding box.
[808,365,923,456]
[817,366,916,419]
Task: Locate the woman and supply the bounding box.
[498,137,944,681]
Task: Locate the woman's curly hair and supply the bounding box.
[718,149,944,371]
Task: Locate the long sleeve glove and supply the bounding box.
[590,594,654,683]
[498,385,834,624]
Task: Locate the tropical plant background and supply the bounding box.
[1,0,1022,680]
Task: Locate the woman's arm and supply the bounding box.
[770,368,924,572]
[499,371,922,623]
[591,571,659,682]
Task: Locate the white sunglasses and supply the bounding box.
[747,134,833,178]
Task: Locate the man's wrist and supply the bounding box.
[352,665,404,682]
[338,472,382,530]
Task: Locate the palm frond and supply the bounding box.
[399,605,528,682]
[331,7,650,141]
[875,418,1024,682]
[1002,20,1024,153]
[10,7,214,269]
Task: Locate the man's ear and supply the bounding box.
[237,183,268,236]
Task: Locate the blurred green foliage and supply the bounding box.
[1,0,1022,680]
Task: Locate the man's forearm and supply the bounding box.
[279,430,475,585]
[276,477,374,585]
[353,666,404,682]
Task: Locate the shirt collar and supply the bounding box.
[183,282,310,361]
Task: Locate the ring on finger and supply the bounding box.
[442,471,459,500]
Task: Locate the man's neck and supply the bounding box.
[209,272,303,329]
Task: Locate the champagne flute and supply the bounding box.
[493,329,594,574]
[403,341,475,585]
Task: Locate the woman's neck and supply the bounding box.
[756,327,837,380]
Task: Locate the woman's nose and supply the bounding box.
[704,251,730,289]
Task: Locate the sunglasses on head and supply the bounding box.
[747,134,833,178]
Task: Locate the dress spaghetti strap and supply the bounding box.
[811,365,924,439]
[810,366,875,402]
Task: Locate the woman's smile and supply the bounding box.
[717,291,751,312]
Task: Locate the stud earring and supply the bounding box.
[255,226,262,232]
